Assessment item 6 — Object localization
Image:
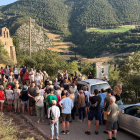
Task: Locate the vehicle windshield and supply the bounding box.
[91,83,110,94]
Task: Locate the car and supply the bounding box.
[118,103,140,138]
[77,79,111,96]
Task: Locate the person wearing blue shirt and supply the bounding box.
[59,92,73,135]
[98,89,106,125]
[22,66,27,75]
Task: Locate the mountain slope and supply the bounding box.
[1,0,69,34]
[1,0,140,31]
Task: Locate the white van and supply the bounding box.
[77,79,111,96]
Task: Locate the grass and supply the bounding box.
[87,25,135,33]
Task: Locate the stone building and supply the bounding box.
[0,27,17,63]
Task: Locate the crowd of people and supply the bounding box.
[0,65,123,140]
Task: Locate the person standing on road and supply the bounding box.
[35,90,44,123]
[103,88,112,134]
[69,88,75,121]
[28,82,37,116]
[83,86,90,117]
[78,90,85,122]
[0,85,4,114]
[64,70,68,80]
[85,89,101,135]
[29,68,34,83]
[20,85,29,115]
[46,88,58,118]
[50,100,60,140]
[57,69,61,82]
[103,96,119,140]
[59,92,73,135]
[98,88,106,125]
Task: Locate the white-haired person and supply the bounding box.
[49,81,54,89]
[103,96,119,140]
[50,100,60,140]
[0,85,5,114]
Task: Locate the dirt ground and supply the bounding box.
[3,104,47,140]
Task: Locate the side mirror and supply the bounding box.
[122,110,124,114]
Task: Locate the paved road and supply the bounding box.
[23,113,139,140]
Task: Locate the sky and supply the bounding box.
[0,0,17,6]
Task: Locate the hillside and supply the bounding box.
[1,0,140,59]
[1,0,140,31]
[0,16,53,52]
[69,27,140,58]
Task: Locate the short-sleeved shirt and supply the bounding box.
[39,89,45,96]
[104,95,111,111]
[84,91,90,102]
[29,71,34,79]
[5,90,13,100]
[35,96,44,107]
[46,94,58,108]
[60,97,73,114]
[89,96,101,112]
[98,93,106,108]
[14,89,20,98]
[107,103,119,122]
[21,90,29,101]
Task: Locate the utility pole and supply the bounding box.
[29,17,31,58]
[86,17,87,31]
[42,22,43,28]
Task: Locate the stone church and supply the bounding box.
[0,27,17,63]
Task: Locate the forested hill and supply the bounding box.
[1,0,140,34]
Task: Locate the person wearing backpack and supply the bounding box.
[78,90,85,122]
[46,88,58,118]
[83,86,90,117]
[50,100,60,140]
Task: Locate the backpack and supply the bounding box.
[84,92,88,104]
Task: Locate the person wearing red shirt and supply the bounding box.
[0,85,4,114]
[24,69,29,82]
[1,67,4,82]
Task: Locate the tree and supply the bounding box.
[120,52,140,103]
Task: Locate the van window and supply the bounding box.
[91,83,110,94]
[77,84,88,91]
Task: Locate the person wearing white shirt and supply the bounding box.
[14,66,19,80]
[50,100,60,140]
[29,68,34,82]
[35,73,41,86]
[39,70,43,81]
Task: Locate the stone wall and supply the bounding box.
[16,20,53,52]
[0,27,17,63]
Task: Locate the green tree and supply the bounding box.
[120,52,140,103]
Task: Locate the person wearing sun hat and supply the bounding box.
[0,85,4,114]
[50,100,60,140]
[5,85,13,111]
